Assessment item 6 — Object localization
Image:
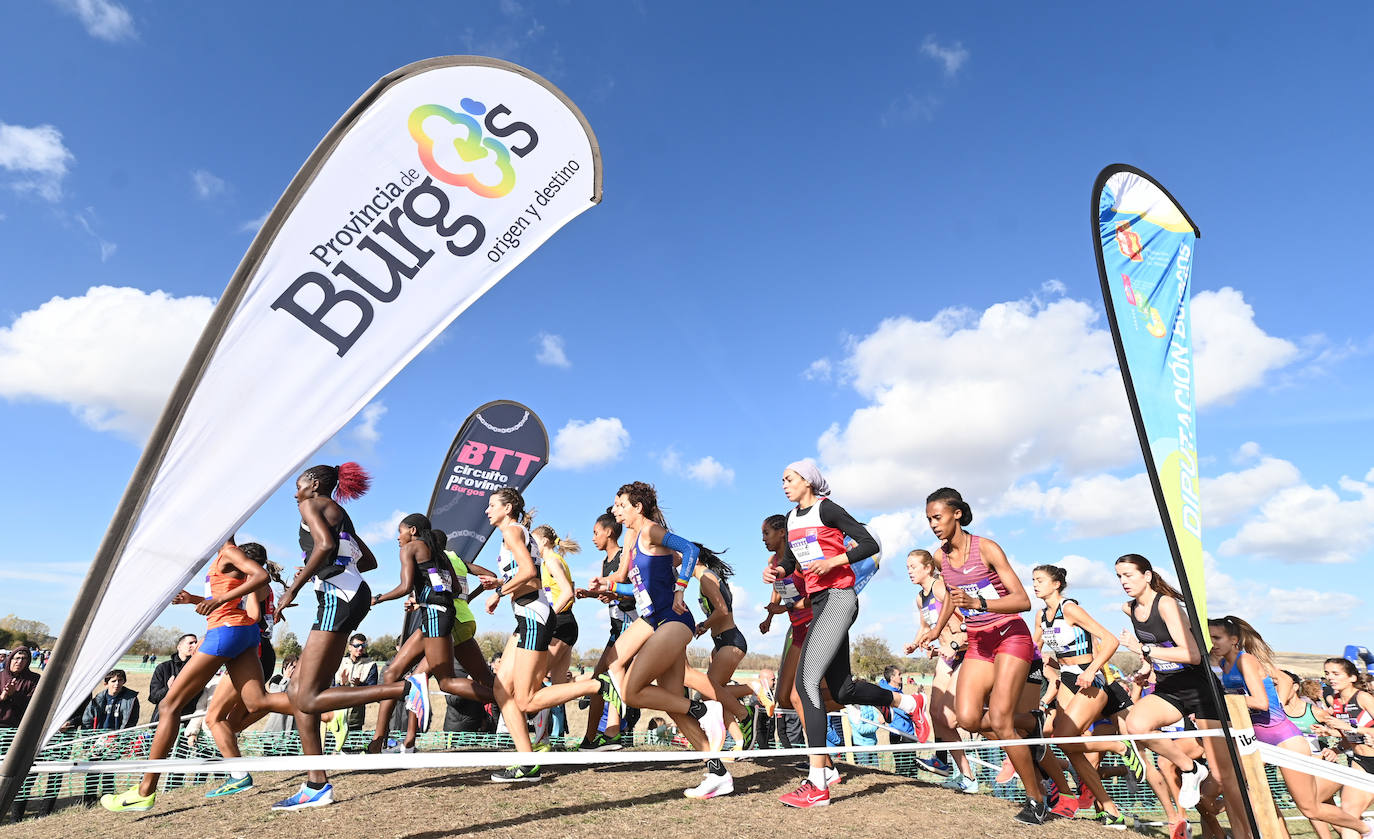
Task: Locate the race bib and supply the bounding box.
[630,565,653,614]
[1151,642,1185,673]
[789,530,825,569]
[774,579,801,605]
[956,580,999,617]
[427,567,452,593]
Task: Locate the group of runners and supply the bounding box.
[97,459,1374,837]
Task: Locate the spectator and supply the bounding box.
[0,648,40,726]
[148,634,201,723]
[263,656,299,733]
[749,669,778,749]
[879,666,917,741]
[83,670,140,730]
[847,704,882,767]
[336,633,378,735]
[443,665,496,735]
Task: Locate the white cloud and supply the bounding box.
[51,0,136,41]
[1202,454,1302,527]
[1219,470,1374,564]
[816,297,1130,510]
[1041,279,1067,296]
[359,509,407,544]
[550,417,629,470]
[1193,287,1299,408]
[0,286,214,438]
[1054,554,1124,593]
[191,169,227,199]
[686,456,734,488]
[868,509,932,558]
[882,92,940,126]
[813,293,1299,515]
[803,358,832,381]
[351,401,387,446]
[75,210,116,261]
[920,35,969,77]
[1205,553,1361,624]
[0,122,74,201]
[999,473,1157,540]
[535,332,570,368]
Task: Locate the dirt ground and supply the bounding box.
[0,756,1149,839]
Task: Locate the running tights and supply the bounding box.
[796,586,895,749]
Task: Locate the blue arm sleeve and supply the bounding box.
[660,531,699,585]
[614,582,635,596]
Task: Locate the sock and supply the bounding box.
[305,780,327,791]
[896,692,917,714]
[936,749,951,765]
[706,758,726,776]
[807,767,829,789]
[230,771,248,780]
[688,699,707,720]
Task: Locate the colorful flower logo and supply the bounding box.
[408,98,516,198]
[1123,273,1167,338]
[1115,222,1144,262]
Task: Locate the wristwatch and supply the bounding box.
[1140,644,1154,658]
[977,594,988,611]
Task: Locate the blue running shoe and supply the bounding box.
[205,774,253,798]
[271,783,334,810]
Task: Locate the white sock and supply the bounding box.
[896,692,917,714]
[808,767,829,788]
[230,771,248,780]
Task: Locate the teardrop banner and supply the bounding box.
[0,56,600,808]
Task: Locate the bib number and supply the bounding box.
[630,566,653,614]
[427,567,451,594]
[789,530,825,570]
[956,580,997,617]
[774,579,801,605]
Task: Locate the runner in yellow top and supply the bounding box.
[534,525,580,698]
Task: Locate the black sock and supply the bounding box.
[706,758,726,776]
[305,781,327,791]
[936,749,951,765]
[688,699,707,720]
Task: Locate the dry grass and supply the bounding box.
[0,757,1132,839]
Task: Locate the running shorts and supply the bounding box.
[965,616,1035,664]
[1351,753,1374,774]
[639,608,696,635]
[514,613,553,652]
[712,626,748,654]
[608,616,626,645]
[201,624,260,659]
[312,582,371,634]
[1152,667,1221,720]
[790,622,809,650]
[451,618,477,646]
[258,639,277,679]
[1252,711,1304,747]
[419,602,456,639]
[551,612,579,646]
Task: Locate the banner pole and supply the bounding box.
[1091,163,1261,839]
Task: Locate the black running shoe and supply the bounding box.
[1014,797,1051,825]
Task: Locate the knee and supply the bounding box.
[955,707,983,732]
[293,692,325,714]
[985,708,1014,735]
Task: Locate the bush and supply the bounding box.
[368,634,399,661]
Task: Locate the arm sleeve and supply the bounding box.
[659,531,699,585]
[614,582,636,596]
[819,499,878,562]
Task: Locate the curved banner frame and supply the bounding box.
[1,56,601,806]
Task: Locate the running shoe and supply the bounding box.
[1101,813,1130,831]
[1050,795,1078,819]
[529,741,551,775]
[1169,817,1189,839]
[597,672,626,717]
[915,755,951,776]
[1120,739,1149,789]
[381,743,416,754]
[1074,784,1096,811]
[406,674,431,732]
[271,783,334,810]
[750,679,776,717]
[995,756,1017,784]
[205,774,253,798]
[489,765,541,783]
[1176,759,1209,809]
[778,780,829,808]
[702,700,727,752]
[101,786,155,812]
[1029,709,1047,762]
[737,713,754,749]
[824,766,844,786]
[941,771,978,793]
[908,693,932,742]
[582,732,623,752]
[684,771,734,799]
[1012,797,1051,825]
[530,707,551,747]
[1359,818,1373,839]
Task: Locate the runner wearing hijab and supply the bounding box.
[769,460,925,809]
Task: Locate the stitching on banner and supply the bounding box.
[475,409,529,434]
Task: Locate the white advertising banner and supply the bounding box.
[38,57,600,743]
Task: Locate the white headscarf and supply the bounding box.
[786,458,831,497]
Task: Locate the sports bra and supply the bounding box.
[1128,593,1187,674]
[1040,599,1093,660]
[205,555,256,630]
[1219,651,1284,723]
[698,572,734,619]
[914,581,942,630]
[497,524,550,611]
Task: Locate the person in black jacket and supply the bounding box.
[148,634,201,723]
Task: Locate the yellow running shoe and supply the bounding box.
[326,712,349,753]
[101,786,156,812]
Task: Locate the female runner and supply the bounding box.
[1030,564,1131,827]
[1114,554,1249,838]
[689,547,755,748]
[271,463,414,809]
[1211,617,1374,838]
[1315,658,1374,839]
[593,481,731,799]
[577,510,635,751]
[480,489,615,783]
[102,541,275,812]
[769,461,922,809]
[532,525,580,695]
[367,513,496,753]
[912,488,1047,824]
[902,548,976,790]
[759,514,809,742]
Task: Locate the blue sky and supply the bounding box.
[2,1,1373,663]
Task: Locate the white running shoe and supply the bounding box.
[824,766,843,787]
[529,707,552,747]
[702,700,727,752]
[406,674,431,731]
[684,771,734,799]
[1176,759,1210,810]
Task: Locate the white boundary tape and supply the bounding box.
[30,728,1222,775]
[1256,743,1374,794]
